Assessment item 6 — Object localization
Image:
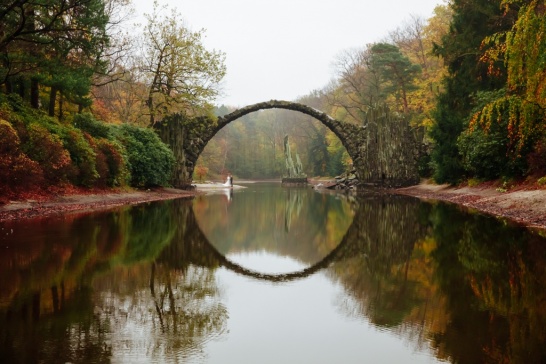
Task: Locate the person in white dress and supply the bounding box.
[223,173,233,187]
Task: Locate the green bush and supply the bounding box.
[457,123,527,180]
[8,99,101,187]
[455,90,530,181]
[73,112,110,138]
[1,96,174,192]
[5,101,100,187]
[59,128,98,187]
[112,124,174,187]
[85,134,109,187]
[73,112,129,187]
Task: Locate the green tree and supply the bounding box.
[0,0,111,112]
[370,43,422,113]
[430,0,511,184]
[458,90,527,179]
[140,2,226,126]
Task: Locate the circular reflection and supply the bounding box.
[192,183,356,281]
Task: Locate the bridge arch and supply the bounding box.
[214,100,359,160]
[156,100,419,189]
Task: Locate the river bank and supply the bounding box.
[394,181,546,231]
[0,187,197,222]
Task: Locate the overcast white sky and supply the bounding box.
[130,0,444,107]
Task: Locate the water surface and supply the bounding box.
[1,183,546,363]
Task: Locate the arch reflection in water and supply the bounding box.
[192,183,356,269]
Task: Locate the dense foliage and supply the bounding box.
[111,123,174,187]
[0,94,174,201]
[430,0,546,183]
[0,0,110,113]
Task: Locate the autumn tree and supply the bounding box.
[388,7,452,128]
[328,42,421,125]
[139,2,226,126]
[389,15,429,73]
[329,47,383,124]
[429,0,511,183]
[91,69,149,124]
[469,0,546,176]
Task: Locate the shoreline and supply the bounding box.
[0,187,198,222]
[393,182,546,231]
[1,182,545,231]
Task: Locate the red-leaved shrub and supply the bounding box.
[24,123,74,183]
[0,119,43,201]
[84,134,109,187]
[97,139,128,187]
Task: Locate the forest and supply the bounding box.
[1,0,545,200]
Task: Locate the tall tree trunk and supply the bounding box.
[148,45,168,127]
[58,91,64,120]
[401,86,409,113]
[18,77,25,99]
[49,86,57,117]
[5,78,12,93]
[26,5,38,108]
[148,95,155,126]
[30,77,39,109]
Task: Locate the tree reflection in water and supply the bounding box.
[329,195,437,350]
[93,263,227,362]
[0,200,227,363]
[428,203,546,364]
[330,195,546,364]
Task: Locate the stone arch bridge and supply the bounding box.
[155,100,420,189]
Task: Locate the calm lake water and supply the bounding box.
[1,182,546,363]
